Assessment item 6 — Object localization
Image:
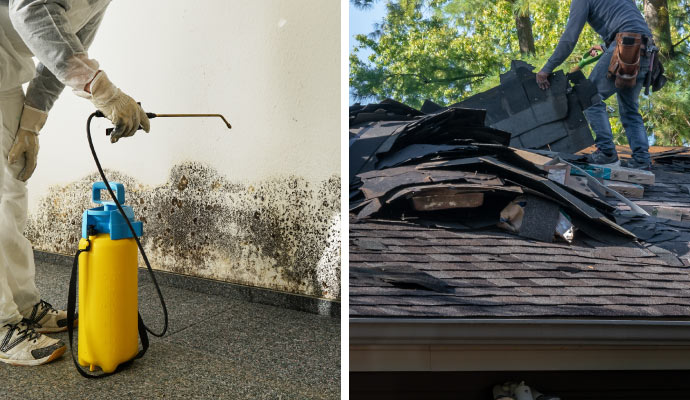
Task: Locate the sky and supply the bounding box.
[349,1,387,104]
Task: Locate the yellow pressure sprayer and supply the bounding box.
[75,182,142,374]
[67,109,231,378]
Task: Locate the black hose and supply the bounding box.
[86,112,168,337]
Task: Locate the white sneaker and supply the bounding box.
[0,321,66,366]
[22,300,74,333]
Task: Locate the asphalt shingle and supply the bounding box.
[350,212,690,319]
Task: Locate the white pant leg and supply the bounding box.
[0,87,40,325]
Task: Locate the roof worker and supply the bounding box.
[536,0,654,170]
[0,0,149,366]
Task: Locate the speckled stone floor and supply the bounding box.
[0,259,341,399]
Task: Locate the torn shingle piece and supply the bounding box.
[499,60,535,84]
[452,86,510,124]
[375,144,476,170]
[518,194,561,242]
[500,78,531,115]
[349,121,410,181]
[356,198,383,219]
[567,70,602,110]
[379,108,511,155]
[518,120,570,149]
[411,192,485,211]
[353,264,454,294]
[357,168,502,200]
[420,99,443,114]
[522,72,569,125]
[385,184,516,204]
[563,92,590,131]
[349,98,425,126]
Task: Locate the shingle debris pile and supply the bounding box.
[349,60,669,246]
[350,104,663,245]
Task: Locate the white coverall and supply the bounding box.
[0,0,110,325]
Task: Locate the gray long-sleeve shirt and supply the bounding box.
[542,0,651,73]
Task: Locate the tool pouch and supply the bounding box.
[607,33,642,89]
[650,53,667,92]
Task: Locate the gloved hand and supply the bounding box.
[81,71,150,143]
[589,44,603,57]
[8,105,47,181]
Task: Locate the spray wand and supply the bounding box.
[102,111,232,136]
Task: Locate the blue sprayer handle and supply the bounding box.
[92,181,125,205]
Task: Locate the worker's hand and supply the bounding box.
[7,105,47,181]
[8,129,40,182]
[83,71,150,143]
[536,70,551,90]
[589,44,603,57]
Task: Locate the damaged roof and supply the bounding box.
[349,67,690,321]
[350,147,690,319]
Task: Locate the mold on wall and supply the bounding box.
[26,162,341,300]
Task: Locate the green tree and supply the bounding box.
[350,0,489,106]
[351,0,690,145]
[640,0,690,144]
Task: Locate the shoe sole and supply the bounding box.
[0,344,66,367]
[590,160,621,168]
[34,319,78,334]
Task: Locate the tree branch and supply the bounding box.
[351,0,378,10]
[382,71,487,84]
[673,33,690,48]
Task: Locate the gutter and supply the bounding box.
[350,318,690,346]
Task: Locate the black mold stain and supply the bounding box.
[26,162,341,300]
[177,175,189,191]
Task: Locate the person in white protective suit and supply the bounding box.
[0,0,149,366]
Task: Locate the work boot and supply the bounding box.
[586,149,620,166]
[623,158,652,171]
[22,300,73,334]
[0,321,66,366]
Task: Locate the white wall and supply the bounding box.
[26,0,341,300]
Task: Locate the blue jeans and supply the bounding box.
[583,42,650,163]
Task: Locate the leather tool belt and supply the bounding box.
[607,32,643,89]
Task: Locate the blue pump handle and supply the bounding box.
[92,181,125,205]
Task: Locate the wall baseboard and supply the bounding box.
[35,250,340,318]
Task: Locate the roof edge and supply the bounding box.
[350,318,690,346]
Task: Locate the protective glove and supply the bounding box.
[8,105,47,181]
[79,71,150,143]
[589,44,603,57]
